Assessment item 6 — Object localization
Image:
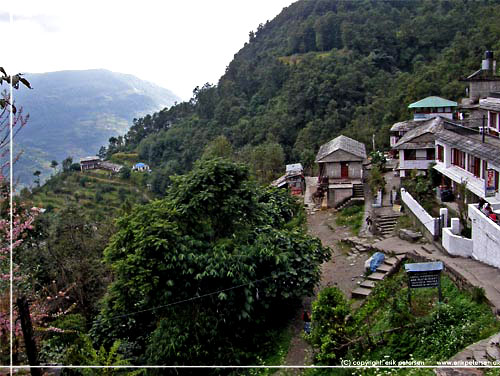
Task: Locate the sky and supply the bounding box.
[0,0,296,101]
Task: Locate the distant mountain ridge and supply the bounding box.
[12,69,179,185]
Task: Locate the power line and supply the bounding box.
[95,275,276,323]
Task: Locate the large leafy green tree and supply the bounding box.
[92,159,329,366]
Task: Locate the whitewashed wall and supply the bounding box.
[401,188,438,235]
[442,227,473,258]
[468,204,500,269]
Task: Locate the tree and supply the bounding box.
[92,159,329,366]
[98,146,107,159]
[201,135,234,160]
[33,170,41,187]
[62,156,73,172]
[368,165,386,195]
[309,287,351,364]
[0,67,37,365]
[119,166,131,180]
[50,160,58,174]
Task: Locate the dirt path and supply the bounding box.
[280,209,370,371]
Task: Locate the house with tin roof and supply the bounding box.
[315,135,366,208]
[408,96,457,122]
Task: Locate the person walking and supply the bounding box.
[302,310,311,334]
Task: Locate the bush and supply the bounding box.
[309,287,351,364]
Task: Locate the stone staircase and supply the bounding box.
[352,254,406,298]
[336,197,364,211]
[376,214,400,237]
[353,184,364,198]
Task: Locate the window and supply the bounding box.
[426,148,435,161]
[489,112,499,130]
[452,148,465,169]
[404,150,416,160]
[467,155,481,178]
[437,145,444,162]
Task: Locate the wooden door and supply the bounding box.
[340,162,349,179]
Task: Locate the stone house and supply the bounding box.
[315,135,366,208]
[392,117,443,178]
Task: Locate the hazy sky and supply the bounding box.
[1,0,295,101]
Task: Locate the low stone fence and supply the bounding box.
[400,188,439,239]
[468,204,500,269]
[442,218,473,258]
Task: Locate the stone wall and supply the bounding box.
[324,161,362,179]
[470,81,500,102]
[328,187,352,207]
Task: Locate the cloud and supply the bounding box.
[0,12,10,23]
[0,10,60,32]
[12,13,60,33]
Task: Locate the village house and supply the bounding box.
[408,96,457,122]
[459,51,500,124]
[392,117,443,178]
[80,156,101,171]
[434,120,500,205]
[270,163,305,195]
[389,96,457,159]
[315,135,366,208]
[478,93,500,137]
[100,161,123,173]
[79,156,123,173]
[133,162,150,172]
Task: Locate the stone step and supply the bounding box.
[378,216,400,221]
[378,219,398,224]
[367,272,386,281]
[352,287,372,298]
[384,257,399,266]
[486,344,500,360]
[379,224,396,229]
[360,280,376,288]
[376,264,393,273]
[395,253,407,260]
[473,350,489,363]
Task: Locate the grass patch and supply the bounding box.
[336,204,364,235]
[395,214,414,232]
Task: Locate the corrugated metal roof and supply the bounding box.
[392,117,443,150]
[315,135,366,162]
[408,96,457,109]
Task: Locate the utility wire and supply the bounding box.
[96,275,276,323]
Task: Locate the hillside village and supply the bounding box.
[268,51,500,372]
[5,1,500,374]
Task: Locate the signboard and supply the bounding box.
[408,271,440,288]
[485,169,496,197]
[405,262,444,307]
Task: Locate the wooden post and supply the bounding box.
[16,296,41,376]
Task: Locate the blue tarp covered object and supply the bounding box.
[370,252,385,272]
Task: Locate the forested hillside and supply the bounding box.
[105,0,500,192]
